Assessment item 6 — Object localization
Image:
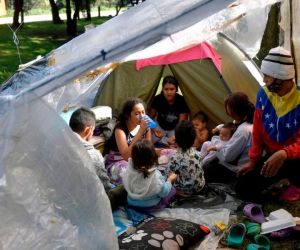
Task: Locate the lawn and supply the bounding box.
[0,16,111,85]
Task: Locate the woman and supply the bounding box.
[148,75,190,146]
[104,97,151,184]
[202,92,254,183]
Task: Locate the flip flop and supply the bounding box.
[246,243,269,250]
[245,221,261,236]
[243,204,266,223]
[270,227,293,238]
[280,185,300,202]
[226,223,246,247]
[254,234,270,250]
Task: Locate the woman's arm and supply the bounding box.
[115,120,149,160]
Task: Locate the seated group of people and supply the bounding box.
[69,47,300,212]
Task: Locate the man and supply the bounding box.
[236,47,300,202]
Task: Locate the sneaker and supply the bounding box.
[280,185,300,202]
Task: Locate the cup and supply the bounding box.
[141,115,157,129]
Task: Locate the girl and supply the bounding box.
[104,97,151,184]
[122,140,177,210]
[148,75,190,146]
[166,120,205,196]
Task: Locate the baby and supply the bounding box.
[200,122,236,165]
[192,111,210,150]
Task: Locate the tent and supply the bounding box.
[0,0,298,249]
[93,34,262,127]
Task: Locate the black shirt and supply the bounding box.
[150,93,189,130]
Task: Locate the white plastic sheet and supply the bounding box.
[0,95,118,249]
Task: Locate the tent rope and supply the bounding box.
[7,23,23,65]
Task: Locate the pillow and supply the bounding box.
[118,217,210,249]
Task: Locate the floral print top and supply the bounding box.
[166,147,205,195]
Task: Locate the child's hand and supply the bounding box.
[167,135,176,145]
[207,146,217,152]
[154,129,164,138]
[212,124,223,135]
[167,172,177,183]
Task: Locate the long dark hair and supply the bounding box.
[224,92,255,124]
[118,97,145,126]
[131,140,158,178]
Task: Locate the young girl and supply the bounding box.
[192,111,210,150]
[122,140,177,210]
[166,120,205,196]
[148,75,190,146]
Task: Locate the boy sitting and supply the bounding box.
[69,107,126,209]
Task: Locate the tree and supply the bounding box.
[12,0,24,27]
[85,0,91,21]
[66,0,77,36]
[49,0,63,24]
[73,0,81,20]
[254,3,280,67]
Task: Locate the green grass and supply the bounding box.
[0,16,111,84]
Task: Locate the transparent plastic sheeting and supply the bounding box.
[43,69,112,111]
[1,0,237,106]
[0,96,118,250]
[126,0,280,61]
[2,0,279,114]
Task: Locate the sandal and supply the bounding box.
[246,243,269,250]
[226,223,246,247]
[243,203,266,223]
[280,185,300,202]
[270,227,293,238]
[254,234,270,250]
[245,221,261,236]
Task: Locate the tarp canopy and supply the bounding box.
[94,34,262,127]
[1,0,298,249]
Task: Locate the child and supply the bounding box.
[192,111,210,150]
[122,140,177,210]
[166,120,205,196]
[69,107,126,210]
[199,122,236,165]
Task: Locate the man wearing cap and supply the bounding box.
[236,47,300,202]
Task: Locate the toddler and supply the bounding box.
[192,111,210,150]
[200,122,236,165]
[166,120,205,196]
[122,140,177,211]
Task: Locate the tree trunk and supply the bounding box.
[49,0,63,24]
[85,0,91,21]
[115,0,124,16]
[73,0,81,20]
[12,0,23,27]
[254,3,280,67]
[66,0,77,37]
[98,5,101,17]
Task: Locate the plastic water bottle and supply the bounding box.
[141,115,157,129]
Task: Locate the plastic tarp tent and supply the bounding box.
[93,34,262,127]
[0,0,287,249]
